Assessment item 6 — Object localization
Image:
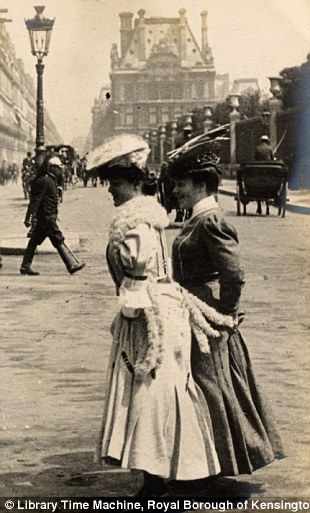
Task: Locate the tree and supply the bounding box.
[213,97,231,125]
[213,91,269,125]
[279,66,301,109]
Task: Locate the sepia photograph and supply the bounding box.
[0,0,309,509]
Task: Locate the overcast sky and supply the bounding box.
[5,0,310,143]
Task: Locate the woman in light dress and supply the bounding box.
[88,135,237,496]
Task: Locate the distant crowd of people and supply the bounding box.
[0,160,19,186]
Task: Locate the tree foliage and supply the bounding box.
[279,66,301,109]
[213,91,269,126]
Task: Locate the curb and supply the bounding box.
[285,204,310,215]
[219,188,310,215]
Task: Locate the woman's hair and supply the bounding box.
[168,156,221,194]
[189,168,220,194]
[98,162,145,182]
[99,163,157,195]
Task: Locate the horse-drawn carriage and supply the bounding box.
[236,160,288,218]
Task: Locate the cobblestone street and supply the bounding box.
[0,183,309,500]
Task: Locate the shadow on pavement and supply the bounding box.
[1,450,267,498]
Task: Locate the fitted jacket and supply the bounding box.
[26,174,59,220]
[172,205,245,316]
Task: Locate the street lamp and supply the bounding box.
[229,94,241,178]
[25,6,54,165]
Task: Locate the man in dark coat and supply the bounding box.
[255,135,274,161]
[20,156,85,276]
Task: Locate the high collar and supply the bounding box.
[191,195,218,219]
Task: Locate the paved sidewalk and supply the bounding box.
[219,179,310,214]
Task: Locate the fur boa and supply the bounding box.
[109,195,169,247]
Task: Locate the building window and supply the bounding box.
[149,107,157,125]
[138,82,148,100]
[173,83,183,99]
[161,107,169,124]
[119,83,125,101]
[126,107,133,126]
[160,83,172,100]
[185,82,192,98]
[125,83,134,100]
[119,107,126,126]
[138,107,148,127]
[149,83,159,101]
[173,106,182,119]
[196,82,205,98]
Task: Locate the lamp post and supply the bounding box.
[159,125,166,164]
[268,77,282,149]
[229,93,240,178]
[25,6,54,167]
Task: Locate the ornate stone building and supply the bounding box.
[91,8,230,147]
[0,15,61,165]
[231,78,260,95]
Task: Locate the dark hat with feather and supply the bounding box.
[167,125,227,188]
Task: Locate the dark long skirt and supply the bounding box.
[191,329,285,476]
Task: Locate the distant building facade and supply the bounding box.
[231,78,260,96]
[91,9,230,148]
[0,19,61,164]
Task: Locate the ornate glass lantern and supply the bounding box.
[25,6,54,60]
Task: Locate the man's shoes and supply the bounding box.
[20,267,40,276]
[56,242,85,274]
[69,262,86,275]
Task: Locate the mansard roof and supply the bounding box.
[120,13,206,70]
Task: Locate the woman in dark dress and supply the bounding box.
[170,155,284,477]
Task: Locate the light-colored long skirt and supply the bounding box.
[96,283,220,480]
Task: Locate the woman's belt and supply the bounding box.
[123,270,172,283]
[123,270,147,281]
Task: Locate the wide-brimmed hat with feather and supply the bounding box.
[167,124,228,183]
[86,133,150,180]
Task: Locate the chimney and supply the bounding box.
[137,9,146,61]
[201,11,208,56]
[119,12,133,59]
[179,8,187,61]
